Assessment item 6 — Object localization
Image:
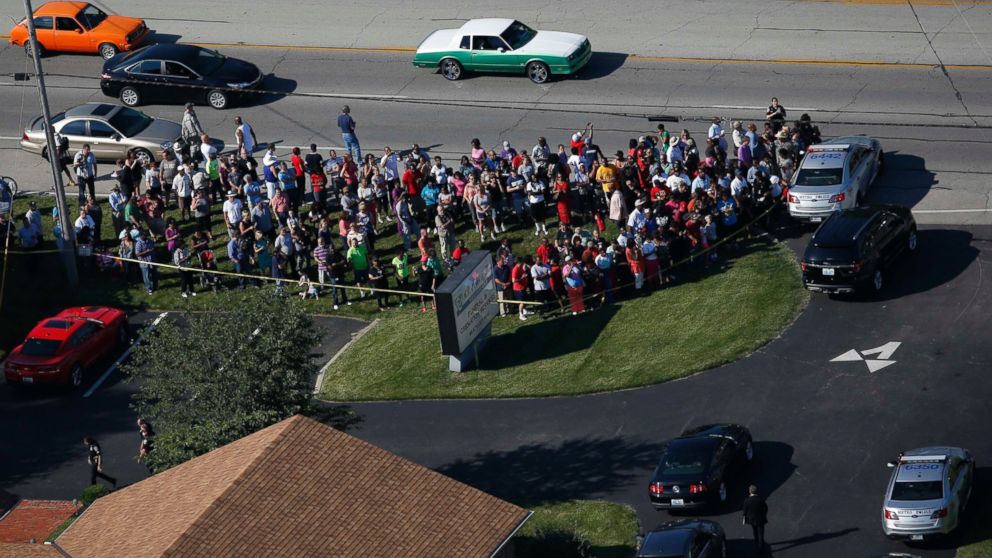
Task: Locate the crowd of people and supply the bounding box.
[8,98,825,317]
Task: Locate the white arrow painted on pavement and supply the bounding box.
[830,341,902,373]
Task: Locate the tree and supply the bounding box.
[123,291,322,472]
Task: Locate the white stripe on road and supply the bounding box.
[912,208,992,213]
[83,312,168,398]
[0,81,408,99]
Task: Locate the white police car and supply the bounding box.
[882,447,974,541]
[788,136,883,223]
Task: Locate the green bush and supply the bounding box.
[79,484,110,507]
[515,526,592,558]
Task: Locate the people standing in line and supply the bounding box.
[136,418,155,471]
[743,484,769,552]
[338,105,361,161]
[234,116,257,156]
[135,229,157,295]
[73,144,97,204]
[173,238,197,298]
[83,436,117,489]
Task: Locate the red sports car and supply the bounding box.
[4,306,128,387]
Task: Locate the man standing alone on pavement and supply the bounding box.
[235,116,257,155]
[181,103,204,161]
[743,484,769,552]
[83,436,117,489]
[338,105,361,161]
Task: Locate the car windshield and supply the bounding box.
[76,5,108,31]
[891,481,943,501]
[795,167,843,187]
[107,108,152,137]
[658,444,710,476]
[500,21,537,50]
[20,338,61,357]
[186,48,226,76]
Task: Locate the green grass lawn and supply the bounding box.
[319,236,806,400]
[956,469,992,558]
[515,500,640,558]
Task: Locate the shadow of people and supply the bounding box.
[768,527,860,552]
[436,436,664,503]
[841,228,979,302]
[866,151,938,210]
[720,441,798,515]
[479,304,620,369]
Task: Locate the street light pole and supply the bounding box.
[21,0,78,287]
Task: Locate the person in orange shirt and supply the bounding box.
[625,240,645,291]
[553,175,571,226]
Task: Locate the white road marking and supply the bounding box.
[83,312,168,398]
[912,208,992,213]
[830,341,901,373]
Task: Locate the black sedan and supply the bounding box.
[636,519,725,558]
[100,44,263,110]
[648,424,753,510]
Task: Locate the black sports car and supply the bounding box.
[648,424,753,510]
[100,44,263,110]
[636,519,725,558]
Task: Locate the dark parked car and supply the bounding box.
[801,205,917,294]
[636,519,725,558]
[100,44,263,110]
[648,424,753,510]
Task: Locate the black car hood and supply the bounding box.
[208,56,262,84]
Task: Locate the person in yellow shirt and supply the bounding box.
[595,158,619,195]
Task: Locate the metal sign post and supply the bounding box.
[21,0,78,287]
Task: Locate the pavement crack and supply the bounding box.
[830,83,869,123]
[268,49,289,75]
[495,88,552,143]
[906,0,979,127]
[350,8,388,48]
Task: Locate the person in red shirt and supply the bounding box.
[511,258,530,321]
[626,241,645,291]
[535,236,558,264]
[340,153,359,191]
[570,122,593,154]
[290,147,306,208]
[553,176,571,226]
[451,239,470,263]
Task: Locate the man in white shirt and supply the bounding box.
[691,173,710,193]
[730,171,747,198]
[380,146,399,185]
[627,199,647,231]
[666,137,683,164]
[530,258,552,304]
[74,207,95,234]
[222,190,243,238]
[73,144,97,204]
[234,116,257,155]
[199,133,217,162]
[429,157,449,185]
[173,166,194,221]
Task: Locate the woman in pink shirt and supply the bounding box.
[469,138,485,170]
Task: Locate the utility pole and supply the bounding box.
[22,0,78,287]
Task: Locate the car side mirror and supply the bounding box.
[497,47,505,53]
[111,133,121,141]
[886,460,897,468]
[75,28,83,33]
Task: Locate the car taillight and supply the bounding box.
[689,483,707,494]
[884,509,899,520]
[829,193,845,203]
[788,194,799,204]
[931,508,948,519]
[800,262,807,272]
[851,261,863,273]
[649,482,664,495]
[101,73,112,80]
[22,132,28,141]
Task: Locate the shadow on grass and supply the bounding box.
[437,436,663,503]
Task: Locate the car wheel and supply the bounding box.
[207,90,229,110]
[131,148,153,166]
[907,228,918,252]
[527,61,551,84]
[440,58,463,81]
[872,269,883,292]
[99,43,118,60]
[745,439,754,462]
[120,86,141,107]
[24,41,43,59]
[117,324,130,347]
[70,364,84,388]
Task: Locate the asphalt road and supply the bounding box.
[0,313,367,499]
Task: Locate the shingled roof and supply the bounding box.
[54,415,530,558]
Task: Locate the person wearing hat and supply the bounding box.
[180,103,203,160]
[337,105,361,161]
[222,189,244,240]
[665,136,683,165]
[570,122,593,153]
[498,140,517,163]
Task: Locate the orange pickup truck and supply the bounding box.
[9,1,151,60]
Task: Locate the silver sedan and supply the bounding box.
[21,103,181,165]
[881,446,974,541]
[788,135,883,223]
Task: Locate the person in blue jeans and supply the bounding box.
[338,105,361,161]
[134,230,158,294]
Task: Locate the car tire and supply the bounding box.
[439,58,463,81]
[131,148,153,166]
[527,61,551,84]
[907,227,918,252]
[24,41,43,59]
[717,481,727,504]
[120,86,141,107]
[207,90,229,110]
[99,43,118,60]
[871,269,883,292]
[70,364,84,388]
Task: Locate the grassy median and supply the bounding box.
[319,236,806,400]
[515,500,639,558]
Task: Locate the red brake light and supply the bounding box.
[829,193,845,203]
[649,482,664,495]
[851,261,863,273]
[22,132,28,141]
[689,483,707,494]
[931,508,948,519]
[800,262,807,272]
[884,509,899,520]
[788,194,799,204]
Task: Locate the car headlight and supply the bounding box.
[226,82,252,90]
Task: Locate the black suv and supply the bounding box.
[801,205,917,294]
